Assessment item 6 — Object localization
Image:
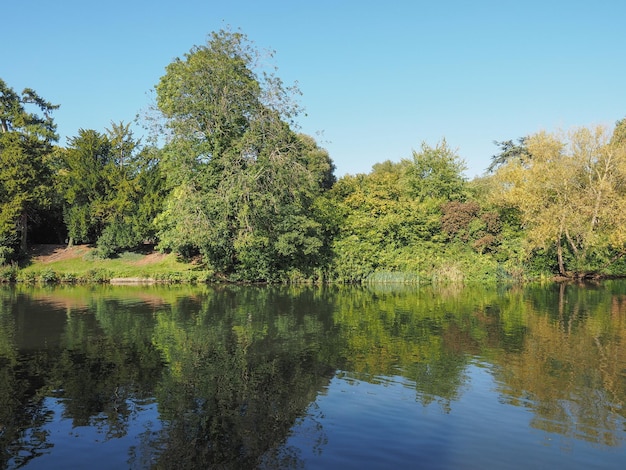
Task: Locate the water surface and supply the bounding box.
[1,282,625,468]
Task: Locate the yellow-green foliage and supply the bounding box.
[329,144,506,284]
[492,124,626,276]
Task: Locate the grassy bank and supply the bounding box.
[0,245,213,284]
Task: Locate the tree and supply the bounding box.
[487,137,530,174]
[59,129,112,245]
[0,78,59,260]
[95,123,163,256]
[406,140,467,201]
[153,30,334,280]
[328,156,478,283]
[59,124,161,255]
[611,117,626,146]
[493,125,626,276]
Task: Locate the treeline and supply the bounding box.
[2,29,626,283]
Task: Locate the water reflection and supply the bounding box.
[0,282,625,468]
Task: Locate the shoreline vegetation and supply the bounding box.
[0,244,212,285]
[0,243,621,286]
[3,30,626,285]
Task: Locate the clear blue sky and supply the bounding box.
[3,0,625,177]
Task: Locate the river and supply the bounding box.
[0,281,625,468]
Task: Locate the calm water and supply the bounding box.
[1,282,625,469]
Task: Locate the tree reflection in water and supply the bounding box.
[0,282,625,468]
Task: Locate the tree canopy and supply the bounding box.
[153,29,335,281]
[1,31,626,283]
[492,125,626,276]
[0,79,59,261]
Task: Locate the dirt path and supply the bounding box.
[29,244,91,263]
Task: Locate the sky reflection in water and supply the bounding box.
[0,283,625,469]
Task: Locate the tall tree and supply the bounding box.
[487,137,530,174]
[406,140,467,201]
[492,125,626,276]
[154,30,334,281]
[59,124,162,255]
[59,129,112,245]
[96,123,161,256]
[0,78,59,259]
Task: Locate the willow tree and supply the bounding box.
[492,124,626,277]
[0,78,59,261]
[153,30,335,281]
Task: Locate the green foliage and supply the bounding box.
[60,272,78,283]
[406,140,467,201]
[58,123,164,255]
[0,236,15,266]
[16,270,38,284]
[39,268,58,283]
[487,137,530,173]
[327,149,497,283]
[95,220,144,258]
[0,78,59,256]
[59,129,112,243]
[0,263,17,282]
[3,35,623,284]
[154,30,335,282]
[84,268,112,283]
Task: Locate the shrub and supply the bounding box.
[40,268,59,283]
[153,272,183,283]
[0,263,18,282]
[61,272,78,283]
[85,269,111,283]
[96,221,144,258]
[17,270,38,284]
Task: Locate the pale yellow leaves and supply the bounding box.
[492,124,626,274]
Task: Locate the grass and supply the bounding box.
[365,271,422,284]
[17,246,207,283]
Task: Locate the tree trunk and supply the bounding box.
[557,237,566,276]
[19,212,28,253]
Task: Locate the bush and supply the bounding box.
[96,221,143,258]
[84,268,112,283]
[0,263,18,282]
[83,249,104,261]
[61,272,78,283]
[17,270,38,284]
[40,268,59,283]
[153,272,183,283]
[194,270,215,283]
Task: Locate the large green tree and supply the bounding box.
[58,124,163,255]
[406,140,467,201]
[154,30,335,281]
[59,128,112,245]
[0,78,59,261]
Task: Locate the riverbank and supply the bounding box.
[2,244,604,286]
[0,244,212,284]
